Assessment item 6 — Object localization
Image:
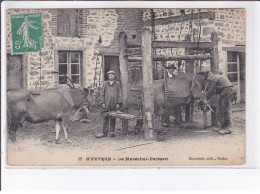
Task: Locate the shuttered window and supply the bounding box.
[57,9,79,37]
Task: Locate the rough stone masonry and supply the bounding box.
[6,9,245,90]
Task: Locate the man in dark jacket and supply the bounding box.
[202,71,236,135]
[95,70,123,138]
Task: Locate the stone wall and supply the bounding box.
[7,9,140,90]
[6,8,245,90]
[143,9,246,75]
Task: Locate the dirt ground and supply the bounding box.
[6,104,246,166]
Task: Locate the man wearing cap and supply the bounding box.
[201,71,236,134]
[95,70,123,138]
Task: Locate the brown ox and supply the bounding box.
[7,88,94,144]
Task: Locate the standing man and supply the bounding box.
[95,70,123,138]
[202,71,236,134]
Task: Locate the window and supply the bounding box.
[57,9,79,37]
[58,51,82,85]
[227,51,239,82]
[227,51,246,82]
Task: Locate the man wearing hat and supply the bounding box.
[201,71,236,135]
[95,70,123,138]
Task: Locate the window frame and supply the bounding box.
[56,50,83,87]
[226,51,240,83]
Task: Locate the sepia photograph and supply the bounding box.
[4,7,246,166]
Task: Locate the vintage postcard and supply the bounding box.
[4,7,246,166]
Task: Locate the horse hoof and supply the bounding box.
[55,139,61,144]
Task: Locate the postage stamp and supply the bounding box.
[10,12,44,53]
[4,7,246,166]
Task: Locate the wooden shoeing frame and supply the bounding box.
[118,28,219,139]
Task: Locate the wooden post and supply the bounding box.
[203,111,208,128]
[184,48,194,122]
[211,108,218,126]
[210,32,219,126]
[142,28,156,140]
[119,32,129,135]
[210,32,219,74]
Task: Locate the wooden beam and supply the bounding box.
[153,54,213,61]
[189,49,211,55]
[126,47,142,56]
[127,44,141,48]
[222,46,245,52]
[107,111,135,120]
[142,28,156,140]
[128,56,142,61]
[184,49,192,122]
[144,11,215,27]
[128,59,142,63]
[119,32,130,135]
[210,32,219,74]
[152,41,213,49]
[210,32,219,126]
[203,111,208,128]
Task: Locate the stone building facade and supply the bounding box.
[6,8,245,101]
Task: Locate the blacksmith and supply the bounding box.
[202,71,236,134]
[95,70,123,138]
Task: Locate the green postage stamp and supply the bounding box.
[11,12,44,53]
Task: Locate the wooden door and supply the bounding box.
[7,54,23,90]
[104,56,121,81]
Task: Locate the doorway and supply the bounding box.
[104,56,121,81]
[7,54,23,91]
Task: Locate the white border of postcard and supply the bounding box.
[1,0,260,190]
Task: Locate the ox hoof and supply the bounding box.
[55,139,61,144]
[65,139,72,144]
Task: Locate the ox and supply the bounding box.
[135,73,205,129]
[153,73,204,126]
[7,88,94,143]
